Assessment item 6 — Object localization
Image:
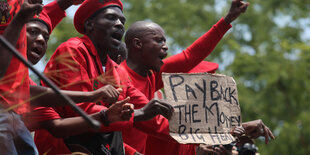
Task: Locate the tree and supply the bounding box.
[123,0,310,154]
[45,0,310,153]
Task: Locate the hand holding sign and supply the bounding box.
[134,99,174,122]
[163,73,242,145]
[242,119,275,144]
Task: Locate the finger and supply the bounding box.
[249,130,261,139]
[110,88,120,99]
[115,97,130,105]
[213,147,222,155]
[268,128,275,140]
[123,103,134,113]
[239,3,249,13]
[157,103,173,119]
[155,100,174,113]
[116,88,123,93]
[153,103,171,119]
[263,126,270,144]
[121,111,133,121]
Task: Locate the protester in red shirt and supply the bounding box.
[34,0,173,154]
[0,0,43,154]
[20,1,137,154]
[121,1,249,154]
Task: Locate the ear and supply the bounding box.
[116,54,122,64]
[133,38,142,49]
[84,19,94,33]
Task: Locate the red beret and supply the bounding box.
[32,10,52,34]
[74,0,123,34]
[189,61,219,73]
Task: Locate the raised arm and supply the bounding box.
[157,0,249,90]
[0,0,42,77]
[42,0,83,31]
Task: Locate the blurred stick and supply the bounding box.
[0,35,101,130]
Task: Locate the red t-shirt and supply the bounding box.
[0,0,29,114]
[121,18,231,155]
[33,35,146,154]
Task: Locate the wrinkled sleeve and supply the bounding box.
[156,18,231,90]
[43,0,66,30]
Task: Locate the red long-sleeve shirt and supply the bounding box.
[34,35,170,154]
[121,18,231,155]
[0,0,29,114]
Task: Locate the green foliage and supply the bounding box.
[46,0,310,153]
[46,17,81,58]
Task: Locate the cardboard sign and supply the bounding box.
[162,73,241,145]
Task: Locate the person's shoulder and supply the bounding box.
[57,37,84,48]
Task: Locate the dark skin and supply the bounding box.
[24,1,134,134]
[26,21,49,64]
[108,42,127,64]
[85,6,173,122]
[125,22,168,77]
[27,0,84,65]
[125,0,249,77]
[32,97,134,137]
[197,120,275,154]
[0,0,43,78]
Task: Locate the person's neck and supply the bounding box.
[90,37,108,66]
[127,57,150,77]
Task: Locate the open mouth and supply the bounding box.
[111,30,124,41]
[33,47,42,56]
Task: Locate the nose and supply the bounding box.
[162,43,168,52]
[162,45,168,58]
[115,18,124,30]
[36,34,45,45]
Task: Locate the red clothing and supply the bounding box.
[121,18,231,155]
[42,0,66,31]
[189,61,219,73]
[33,35,151,154]
[0,0,29,114]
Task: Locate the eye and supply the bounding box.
[106,14,117,21]
[43,34,49,41]
[28,29,38,35]
[156,38,165,44]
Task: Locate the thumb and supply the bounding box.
[115,97,130,106]
[116,88,123,93]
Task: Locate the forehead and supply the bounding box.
[144,24,165,37]
[26,21,49,33]
[95,6,125,19]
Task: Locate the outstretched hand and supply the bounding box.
[106,97,134,123]
[91,84,122,104]
[196,144,232,155]
[224,0,249,24]
[134,99,174,122]
[230,125,245,139]
[242,119,275,144]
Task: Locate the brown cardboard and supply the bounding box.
[162,73,241,145]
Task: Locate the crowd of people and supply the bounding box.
[0,0,275,154]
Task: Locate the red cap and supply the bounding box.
[189,61,219,73]
[32,10,52,34]
[74,0,123,34]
